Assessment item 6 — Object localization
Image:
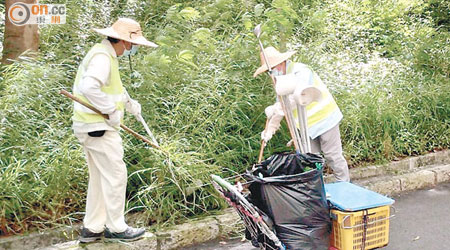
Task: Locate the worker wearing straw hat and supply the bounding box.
[255,47,350,182]
[72,18,157,243]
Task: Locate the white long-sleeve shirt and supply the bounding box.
[73,39,130,133]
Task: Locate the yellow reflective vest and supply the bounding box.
[288,62,343,139]
[72,43,124,125]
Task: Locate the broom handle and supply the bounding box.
[60,90,160,150]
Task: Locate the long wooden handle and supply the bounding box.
[60,89,160,150]
[61,89,109,119]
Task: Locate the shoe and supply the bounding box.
[104,226,145,242]
[79,227,103,243]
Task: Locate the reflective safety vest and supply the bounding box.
[288,62,343,139]
[72,43,124,124]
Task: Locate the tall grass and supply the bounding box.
[0,59,87,233]
[290,0,450,165]
[1,0,449,235]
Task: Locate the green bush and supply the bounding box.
[0,0,449,235]
[424,0,450,31]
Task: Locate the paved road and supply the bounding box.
[386,181,450,250]
[186,181,450,250]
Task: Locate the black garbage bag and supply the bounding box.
[244,152,331,250]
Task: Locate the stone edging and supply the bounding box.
[324,150,450,183]
[1,150,448,250]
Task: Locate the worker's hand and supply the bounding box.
[106,110,122,128]
[126,98,142,119]
[265,104,276,119]
[261,108,284,142]
[261,129,273,143]
[261,117,282,143]
[286,139,294,147]
[265,102,284,118]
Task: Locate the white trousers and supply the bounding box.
[75,130,128,233]
[310,124,350,182]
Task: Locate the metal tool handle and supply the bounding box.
[281,95,303,154]
[138,114,159,147]
[296,104,310,153]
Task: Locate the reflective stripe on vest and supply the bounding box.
[288,62,342,139]
[72,43,124,124]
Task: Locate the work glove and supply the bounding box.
[265,102,284,118]
[261,111,284,143]
[125,98,142,119]
[106,109,122,128]
[264,105,276,119]
[261,130,272,143]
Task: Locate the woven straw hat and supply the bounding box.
[93,18,158,47]
[253,47,296,77]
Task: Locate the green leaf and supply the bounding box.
[242,13,253,31]
[179,7,200,21]
[254,3,264,17]
[178,50,195,61]
[177,50,198,69]
[192,28,212,42]
[160,54,172,65]
[166,4,181,22]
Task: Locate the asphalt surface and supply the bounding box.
[185,181,450,250]
[386,181,450,250]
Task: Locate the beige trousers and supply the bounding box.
[310,124,350,182]
[75,130,128,233]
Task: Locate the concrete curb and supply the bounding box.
[1,150,449,250]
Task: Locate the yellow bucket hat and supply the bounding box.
[253,47,296,77]
[93,18,158,48]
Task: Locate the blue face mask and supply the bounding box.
[122,43,138,57]
[271,69,284,76]
[130,45,138,56]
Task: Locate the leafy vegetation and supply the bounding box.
[0,0,449,235]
